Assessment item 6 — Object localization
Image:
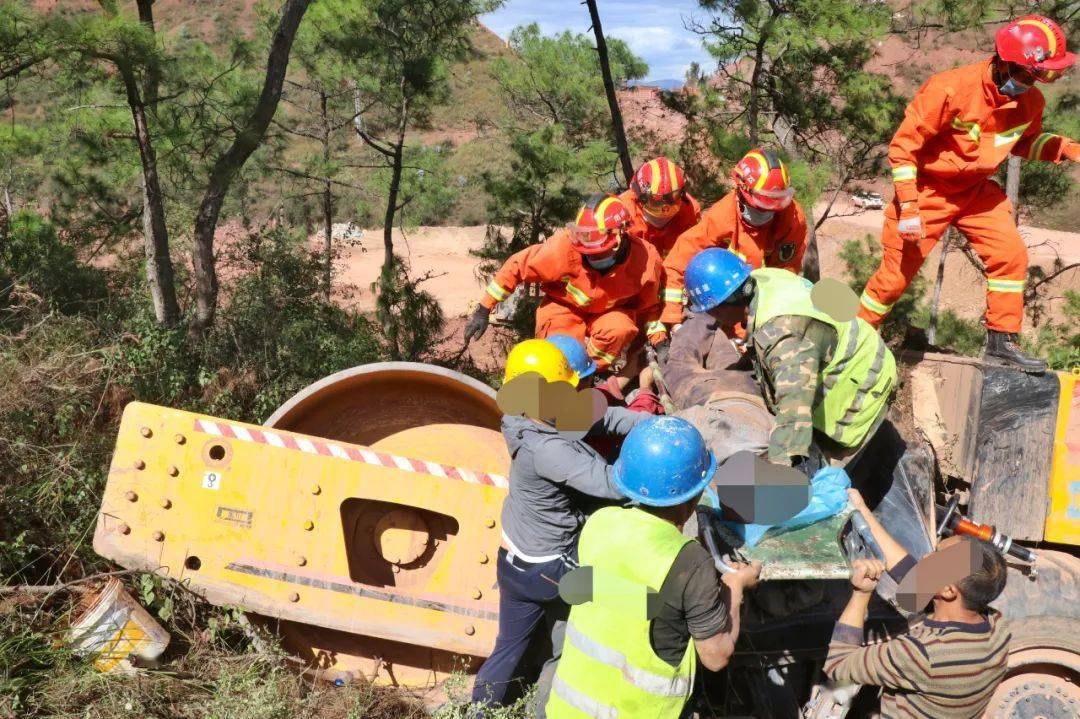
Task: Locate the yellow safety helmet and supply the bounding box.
[503,338,579,387]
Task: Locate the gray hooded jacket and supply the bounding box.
[499,407,648,560]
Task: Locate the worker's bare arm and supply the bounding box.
[847,489,910,570]
[695,560,759,671]
[695,630,736,672]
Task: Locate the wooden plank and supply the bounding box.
[969,367,1059,540]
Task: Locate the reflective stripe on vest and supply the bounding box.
[749,268,896,448]
[545,507,694,719]
[551,676,618,719]
[566,624,691,697]
[828,334,889,442]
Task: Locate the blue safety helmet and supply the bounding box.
[684,248,753,312]
[546,333,597,381]
[612,416,717,506]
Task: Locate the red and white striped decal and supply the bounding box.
[193,419,508,488]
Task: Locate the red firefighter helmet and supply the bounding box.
[631,156,688,219]
[570,194,631,255]
[732,148,794,211]
[996,15,1075,82]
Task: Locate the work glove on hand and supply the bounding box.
[1063,140,1080,163]
[897,201,924,243]
[463,305,491,343]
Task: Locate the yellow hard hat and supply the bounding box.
[503,338,579,387]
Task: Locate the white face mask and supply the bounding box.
[740,202,775,227]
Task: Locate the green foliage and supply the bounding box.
[476,24,649,292]
[1018,92,1078,217]
[433,674,535,719]
[1,218,387,587]
[1031,290,1080,371]
[1,210,107,314]
[493,23,647,144]
[679,1,904,204]
[840,235,926,344]
[373,256,446,361]
[392,143,461,227]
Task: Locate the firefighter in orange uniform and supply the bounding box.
[661,148,807,327]
[463,194,666,372]
[618,156,701,258]
[859,15,1079,372]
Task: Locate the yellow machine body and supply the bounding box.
[93,364,512,685]
[1046,370,1080,544]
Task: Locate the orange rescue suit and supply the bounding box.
[661,189,807,325]
[480,230,665,370]
[618,189,702,258]
[859,59,1079,334]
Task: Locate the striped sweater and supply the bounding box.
[825,604,1010,718]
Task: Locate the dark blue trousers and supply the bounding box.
[470,547,573,710]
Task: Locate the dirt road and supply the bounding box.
[329,209,1079,327]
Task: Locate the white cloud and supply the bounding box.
[482,0,714,82]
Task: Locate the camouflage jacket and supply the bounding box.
[750,314,838,464]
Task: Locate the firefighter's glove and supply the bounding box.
[1063,140,1080,163]
[652,338,671,367]
[897,202,924,243]
[464,305,491,343]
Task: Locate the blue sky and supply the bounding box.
[481,0,716,83]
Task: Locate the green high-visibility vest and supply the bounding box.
[748,268,896,448]
[545,506,695,719]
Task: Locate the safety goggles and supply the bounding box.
[568,226,621,255]
[1011,62,1068,84]
[745,186,794,212]
[642,197,682,219]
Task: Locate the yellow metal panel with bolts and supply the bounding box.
[93,401,509,660]
[1045,371,1080,544]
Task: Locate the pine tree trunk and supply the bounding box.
[119,65,180,327]
[584,0,634,185]
[191,0,311,337]
[320,90,333,300]
[1005,155,1021,222]
[771,114,819,280]
[382,89,410,274]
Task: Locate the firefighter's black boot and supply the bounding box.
[984,330,1046,373]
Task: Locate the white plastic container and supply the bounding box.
[68,578,170,673]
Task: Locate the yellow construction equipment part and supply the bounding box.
[93,363,510,685]
[1046,370,1080,544]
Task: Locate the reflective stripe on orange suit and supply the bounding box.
[660,190,807,325]
[861,59,1077,333]
[617,189,701,258]
[480,230,665,370]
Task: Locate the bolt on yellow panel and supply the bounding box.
[1045,372,1080,545]
[93,402,509,659]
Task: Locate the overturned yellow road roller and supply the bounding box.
[93,363,510,686]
